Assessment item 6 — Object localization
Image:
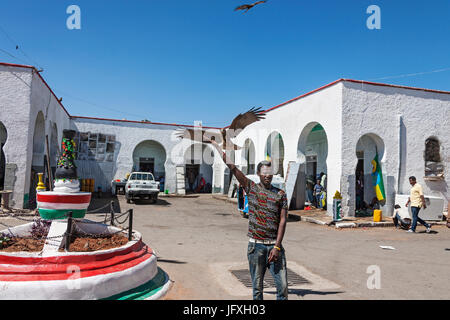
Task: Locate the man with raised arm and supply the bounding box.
[209,139,288,300]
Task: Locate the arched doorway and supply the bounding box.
[265,132,285,177]
[29,112,46,208]
[355,133,385,215]
[184,143,213,193]
[242,138,256,175]
[297,123,328,208]
[0,121,7,190]
[132,140,167,181]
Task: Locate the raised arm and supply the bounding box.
[209,140,248,188]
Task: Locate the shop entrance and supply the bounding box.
[185,164,200,193]
[355,151,364,211]
[139,157,155,173]
[306,155,317,181]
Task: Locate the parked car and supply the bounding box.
[125,172,160,204]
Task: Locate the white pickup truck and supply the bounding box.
[125,172,160,204]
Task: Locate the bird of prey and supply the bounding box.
[235,1,267,13]
[176,107,266,151]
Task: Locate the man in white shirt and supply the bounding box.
[405,176,431,233]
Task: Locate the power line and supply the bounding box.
[0,47,30,65]
[52,88,148,120]
[368,67,450,81]
[0,24,44,70]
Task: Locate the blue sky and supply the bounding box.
[0,0,449,127]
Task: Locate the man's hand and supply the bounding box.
[268,248,280,263]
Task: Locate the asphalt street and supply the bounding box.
[114,194,450,300]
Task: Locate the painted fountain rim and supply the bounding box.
[0,222,142,258]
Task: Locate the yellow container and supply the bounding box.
[81,179,86,192]
[91,179,95,193]
[373,209,382,222]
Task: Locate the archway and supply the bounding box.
[29,112,46,208]
[297,123,328,209]
[0,121,7,190]
[242,138,256,175]
[355,133,385,215]
[265,132,285,177]
[184,143,213,193]
[132,140,167,181]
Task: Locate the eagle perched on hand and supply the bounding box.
[235,1,267,13]
[176,107,266,151]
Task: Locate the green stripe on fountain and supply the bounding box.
[102,268,170,300]
[38,209,87,220]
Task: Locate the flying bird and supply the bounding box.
[176,107,266,151]
[234,1,267,13]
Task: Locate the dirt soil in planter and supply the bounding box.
[0,238,45,252]
[61,234,129,252]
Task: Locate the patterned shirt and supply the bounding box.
[244,180,288,240]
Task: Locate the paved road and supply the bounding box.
[112,194,450,300]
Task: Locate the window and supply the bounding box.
[424,137,444,179]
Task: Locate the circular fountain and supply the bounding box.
[0,130,171,300]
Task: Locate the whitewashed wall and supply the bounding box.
[234,82,343,214]
[72,118,219,194]
[0,65,71,208]
[0,66,33,208]
[341,82,450,216]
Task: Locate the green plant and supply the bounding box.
[0,233,13,249]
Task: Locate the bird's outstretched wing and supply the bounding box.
[234,4,252,11]
[235,1,266,11]
[176,128,223,144]
[227,107,266,138]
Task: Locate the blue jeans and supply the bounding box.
[316,194,322,208]
[247,242,288,300]
[393,213,411,229]
[307,189,314,204]
[410,206,430,232]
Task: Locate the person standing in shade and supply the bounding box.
[208,138,289,300]
[187,170,196,192]
[313,179,324,209]
[405,176,431,233]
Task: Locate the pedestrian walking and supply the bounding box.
[405,176,431,233]
[209,138,289,300]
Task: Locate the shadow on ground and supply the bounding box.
[157,258,188,265]
[87,194,121,214]
[132,199,171,206]
[266,289,344,297]
[287,214,301,222]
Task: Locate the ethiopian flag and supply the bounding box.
[371,153,386,201]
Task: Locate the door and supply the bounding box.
[139,157,155,173]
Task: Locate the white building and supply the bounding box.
[1,62,449,217]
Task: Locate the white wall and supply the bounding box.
[234,82,343,214]
[0,66,33,208]
[342,81,450,216]
[0,65,71,208]
[72,118,220,194]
